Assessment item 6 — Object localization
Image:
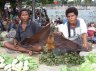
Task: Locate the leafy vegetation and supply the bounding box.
[0,54,14,64]
[60,53,96,71]
[0,54,38,71]
[17,54,38,71]
[39,46,85,66]
[0,42,3,47]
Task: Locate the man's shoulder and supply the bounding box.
[77,18,86,25]
[77,18,85,22]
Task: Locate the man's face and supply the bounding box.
[66,12,77,24]
[20,11,29,22]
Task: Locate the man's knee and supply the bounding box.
[3,41,12,47]
[36,46,42,51]
[3,42,8,47]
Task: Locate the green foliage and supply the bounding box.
[0,54,38,71]
[84,0,92,3]
[17,54,38,71]
[0,54,14,64]
[40,0,49,5]
[36,0,40,3]
[85,53,96,63]
[39,48,85,66]
[80,62,93,71]
[0,42,3,47]
[22,0,53,6]
[39,0,53,5]
[60,66,79,71]
[60,65,70,71]
[67,1,74,4]
[61,52,85,65]
[48,0,54,4]
[60,53,96,71]
[79,53,96,71]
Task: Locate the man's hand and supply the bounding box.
[14,43,18,48]
[13,39,18,48]
[82,43,87,48]
[81,33,88,49]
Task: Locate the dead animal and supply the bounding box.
[46,34,55,51]
[19,23,90,53]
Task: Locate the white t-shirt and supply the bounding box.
[56,18,87,39]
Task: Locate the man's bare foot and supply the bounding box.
[28,51,32,56]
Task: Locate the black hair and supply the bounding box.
[19,9,30,17]
[65,7,78,17]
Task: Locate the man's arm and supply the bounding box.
[81,33,88,48]
[13,39,19,48]
[79,18,88,48]
[13,39,18,45]
[13,38,22,49]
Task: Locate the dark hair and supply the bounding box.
[19,9,30,17]
[65,7,78,17]
[90,22,94,25]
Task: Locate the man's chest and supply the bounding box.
[70,27,81,37]
[19,26,34,39]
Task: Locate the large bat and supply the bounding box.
[20,23,89,53]
[20,24,51,45]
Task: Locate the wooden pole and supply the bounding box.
[32,0,35,21]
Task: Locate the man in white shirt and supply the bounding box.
[56,7,89,50]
